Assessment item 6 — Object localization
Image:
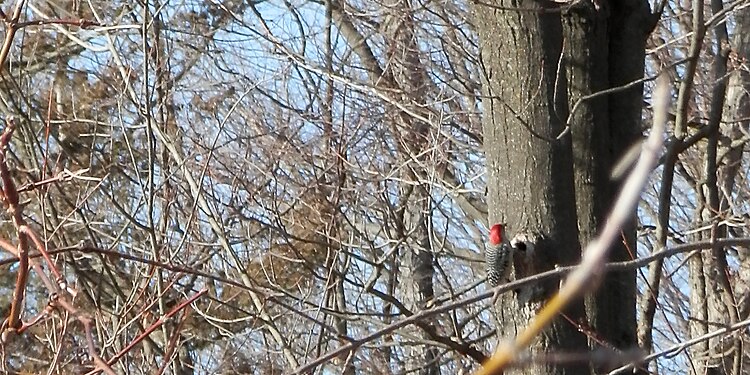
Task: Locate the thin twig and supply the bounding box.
[92,289,208,374]
[0,0,25,71]
[609,317,750,374]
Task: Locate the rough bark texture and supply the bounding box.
[474,1,587,373]
[724,7,750,332]
[474,0,648,373]
[568,0,649,360]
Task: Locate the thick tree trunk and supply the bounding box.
[567,0,648,362]
[474,2,587,373]
[474,0,648,373]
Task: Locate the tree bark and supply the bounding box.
[474,1,587,373]
[691,5,750,374]
[567,0,648,362]
[474,0,649,373]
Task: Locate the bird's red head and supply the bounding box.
[489,224,504,245]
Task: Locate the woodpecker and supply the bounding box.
[486,223,513,286]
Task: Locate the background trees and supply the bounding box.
[0,0,747,374]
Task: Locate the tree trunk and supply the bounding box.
[474,0,649,373]
[690,6,750,374]
[567,0,648,363]
[722,10,750,372]
[474,2,587,373]
[384,3,440,373]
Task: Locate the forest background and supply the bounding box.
[0,0,747,374]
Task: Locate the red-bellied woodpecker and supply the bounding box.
[486,223,513,286]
